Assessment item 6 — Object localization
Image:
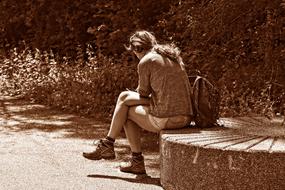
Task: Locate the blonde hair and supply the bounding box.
[127,30,183,64]
[130,31,157,47]
[153,44,182,64]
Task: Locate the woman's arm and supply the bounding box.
[136,58,151,98]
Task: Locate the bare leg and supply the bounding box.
[128,106,160,133]
[122,105,161,153]
[124,120,142,153]
[83,91,149,161]
[107,91,150,139]
[119,106,161,175]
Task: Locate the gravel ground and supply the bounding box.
[0,96,162,190]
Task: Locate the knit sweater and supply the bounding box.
[136,51,193,118]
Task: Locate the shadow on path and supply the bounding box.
[0,95,111,139]
[0,95,160,172]
[87,174,161,187]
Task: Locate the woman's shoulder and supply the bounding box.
[140,51,163,65]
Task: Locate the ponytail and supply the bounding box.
[153,43,183,65]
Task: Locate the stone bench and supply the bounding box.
[160,117,285,190]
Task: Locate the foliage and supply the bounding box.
[155,0,285,117]
[0,0,171,59]
[0,0,285,118]
[0,47,137,118]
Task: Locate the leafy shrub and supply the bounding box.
[155,0,285,117]
[0,46,138,118]
[0,0,284,118]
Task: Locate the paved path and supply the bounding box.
[0,96,162,190]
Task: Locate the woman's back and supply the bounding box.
[138,51,193,118]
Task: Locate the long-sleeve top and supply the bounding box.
[136,51,193,118]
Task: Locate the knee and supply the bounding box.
[117,91,130,104]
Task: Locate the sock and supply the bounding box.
[102,136,115,146]
[132,152,143,160]
[106,136,115,143]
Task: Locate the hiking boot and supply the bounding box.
[120,156,146,174]
[82,139,115,160]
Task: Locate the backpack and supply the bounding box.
[190,76,221,128]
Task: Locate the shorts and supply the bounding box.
[148,114,191,131]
